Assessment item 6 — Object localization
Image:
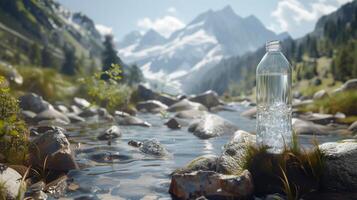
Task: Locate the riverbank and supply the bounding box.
[0,81,356,199]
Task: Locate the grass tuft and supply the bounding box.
[241,133,325,199]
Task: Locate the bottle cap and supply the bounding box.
[266,40,281,52]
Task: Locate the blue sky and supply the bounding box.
[57,0,352,40]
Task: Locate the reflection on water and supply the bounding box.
[63,105,348,199]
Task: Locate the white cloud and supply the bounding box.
[270,0,352,36]
[167,7,177,14]
[95,24,113,36]
[137,16,185,38]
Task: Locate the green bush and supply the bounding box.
[78,64,132,112]
[0,76,28,165]
[300,91,357,116]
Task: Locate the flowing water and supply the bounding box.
[61,105,346,200]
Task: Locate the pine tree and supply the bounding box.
[61,45,77,75]
[41,46,53,68]
[102,34,122,72]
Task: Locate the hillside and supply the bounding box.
[0,0,104,71]
[191,0,357,96]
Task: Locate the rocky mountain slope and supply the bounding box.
[0,0,104,69]
[118,6,289,92]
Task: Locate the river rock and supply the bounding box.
[97,107,113,121]
[73,97,91,109]
[20,110,36,123]
[165,118,182,129]
[114,110,131,117]
[348,121,357,133]
[136,100,168,113]
[167,99,207,112]
[241,107,256,118]
[34,107,71,124]
[116,115,151,127]
[169,170,254,199]
[313,89,328,100]
[128,140,142,147]
[66,113,85,123]
[216,130,255,175]
[174,110,207,119]
[79,107,98,118]
[29,127,78,171]
[333,79,357,93]
[173,155,218,174]
[19,93,50,113]
[188,114,239,139]
[319,139,357,191]
[97,125,121,140]
[70,105,82,114]
[188,90,221,109]
[292,118,351,135]
[298,113,336,125]
[137,84,178,106]
[139,139,168,157]
[55,104,69,114]
[292,99,314,108]
[0,165,23,199]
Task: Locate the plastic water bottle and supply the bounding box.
[256,40,292,153]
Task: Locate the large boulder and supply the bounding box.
[169,170,254,199]
[333,79,357,93]
[115,115,151,127]
[188,114,239,139]
[97,125,121,140]
[19,93,50,113]
[0,165,23,199]
[216,130,256,175]
[189,90,221,109]
[137,84,178,106]
[292,118,351,135]
[29,127,78,171]
[167,99,207,112]
[33,107,70,124]
[319,140,357,191]
[136,100,168,113]
[139,139,169,157]
[313,89,328,100]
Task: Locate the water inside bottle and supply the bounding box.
[256,73,292,153]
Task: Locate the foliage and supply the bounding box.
[241,134,325,199]
[14,66,76,102]
[331,39,357,81]
[0,76,28,165]
[79,63,132,112]
[300,91,357,116]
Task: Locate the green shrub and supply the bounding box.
[300,91,357,116]
[78,64,132,112]
[0,76,28,165]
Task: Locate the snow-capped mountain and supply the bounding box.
[118,5,289,93]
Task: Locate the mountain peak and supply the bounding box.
[221,5,235,14]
